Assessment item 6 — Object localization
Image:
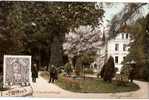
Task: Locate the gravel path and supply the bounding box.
[31,73,149,98]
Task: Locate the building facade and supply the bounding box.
[91,46,107,73]
[107,32,130,73]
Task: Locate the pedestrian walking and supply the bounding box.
[129,64,136,83]
[32,63,38,82]
[49,65,56,83]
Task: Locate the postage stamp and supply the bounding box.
[3,55,31,87]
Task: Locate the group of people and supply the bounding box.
[48,65,58,83]
[31,63,58,83]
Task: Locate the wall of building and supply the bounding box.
[107,32,130,73]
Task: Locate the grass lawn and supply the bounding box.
[40,71,140,93]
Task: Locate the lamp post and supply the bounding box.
[31,22,41,68]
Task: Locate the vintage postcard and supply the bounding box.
[0,1,148,99]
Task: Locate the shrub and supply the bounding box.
[74,53,95,76]
[64,62,73,76]
[84,68,94,74]
[75,69,81,76]
[115,74,128,86]
[75,57,82,76]
[101,56,115,82]
[58,76,81,91]
[142,62,149,81]
[100,64,105,78]
[97,72,100,78]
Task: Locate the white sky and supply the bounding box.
[102,3,149,26]
[100,2,149,35]
[103,3,125,22]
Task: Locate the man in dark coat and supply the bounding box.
[49,65,57,83]
[32,64,38,82]
[129,64,136,83]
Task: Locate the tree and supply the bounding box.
[0,2,26,72]
[101,56,115,82]
[63,26,103,58]
[104,3,149,81]
[0,2,104,70]
[122,14,149,81]
[63,25,104,72]
[109,3,148,39]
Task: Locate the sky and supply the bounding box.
[100,3,149,34]
[102,3,149,25]
[103,3,125,23]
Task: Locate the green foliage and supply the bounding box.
[122,14,149,81]
[75,57,82,76]
[64,62,73,75]
[121,65,130,80]
[74,53,96,76]
[56,75,81,92]
[55,76,139,93]
[40,71,139,93]
[115,73,129,86]
[0,1,104,69]
[142,61,149,81]
[109,3,147,39]
[101,56,115,82]
[80,53,90,65]
[84,68,94,74]
[77,53,96,68]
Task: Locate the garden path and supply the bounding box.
[31,72,149,98]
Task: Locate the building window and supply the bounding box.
[115,56,118,63]
[122,33,124,39]
[123,44,127,51]
[115,44,119,51]
[126,33,129,39]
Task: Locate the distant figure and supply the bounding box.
[49,65,57,83]
[129,65,136,83]
[32,64,38,82]
[54,67,58,81]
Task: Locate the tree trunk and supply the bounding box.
[50,36,63,67]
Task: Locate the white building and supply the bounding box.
[107,32,130,73]
[90,27,131,74]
